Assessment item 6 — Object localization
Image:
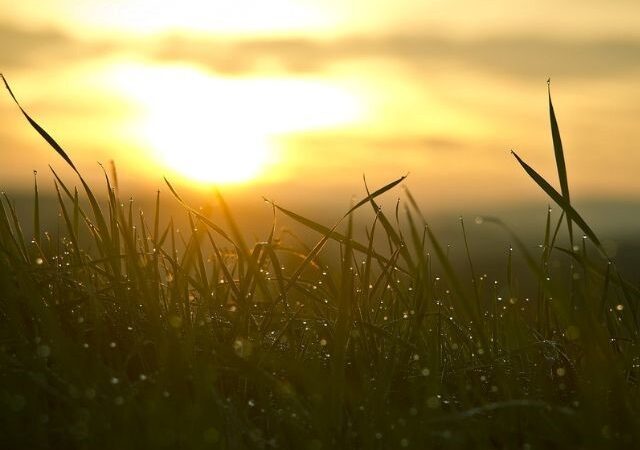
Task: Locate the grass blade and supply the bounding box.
[548,80,574,245]
[344,174,407,218]
[33,171,40,246]
[511,150,602,250]
[1,74,77,171]
[164,177,233,244]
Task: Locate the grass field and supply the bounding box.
[1,75,639,449]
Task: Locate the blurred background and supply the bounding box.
[1,0,639,255]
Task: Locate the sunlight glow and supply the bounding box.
[108,63,365,184]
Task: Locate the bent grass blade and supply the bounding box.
[511,150,602,252]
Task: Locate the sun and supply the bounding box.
[140,98,272,184]
[106,63,366,184]
[146,117,272,184]
[108,64,275,184]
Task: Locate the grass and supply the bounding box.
[1,74,639,449]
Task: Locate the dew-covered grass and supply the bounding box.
[1,75,639,449]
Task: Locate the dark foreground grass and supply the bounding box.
[1,76,639,449]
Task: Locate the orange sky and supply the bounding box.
[1,0,640,212]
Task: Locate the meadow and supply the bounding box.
[1,74,639,449]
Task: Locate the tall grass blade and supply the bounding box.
[460,217,480,304]
[511,150,602,250]
[362,177,415,271]
[110,159,119,193]
[32,171,40,246]
[344,174,407,218]
[0,196,27,263]
[2,77,113,253]
[548,81,574,246]
[268,201,395,268]
[2,194,29,263]
[1,74,77,171]
[53,182,81,259]
[163,178,233,244]
[216,190,273,305]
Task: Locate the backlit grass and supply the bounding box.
[0,75,638,449]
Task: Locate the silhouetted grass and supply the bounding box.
[0,75,638,449]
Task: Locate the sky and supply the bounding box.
[1,0,640,215]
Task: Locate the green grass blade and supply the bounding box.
[460,217,480,304]
[362,177,415,270]
[548,81,574,246]
[269,201,393,267]
[343,174,407,218]
[32,171,40,247]
[1,74,77,171]
[53,182,81,260]
[164,178,233,244]
[207,230,241,300]
[511,150,602,250]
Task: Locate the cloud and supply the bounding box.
[0,21,111,69]
[286,132,466,153]
[279,132,473,172]
[149,33,640,79]
[3,20,640,80]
